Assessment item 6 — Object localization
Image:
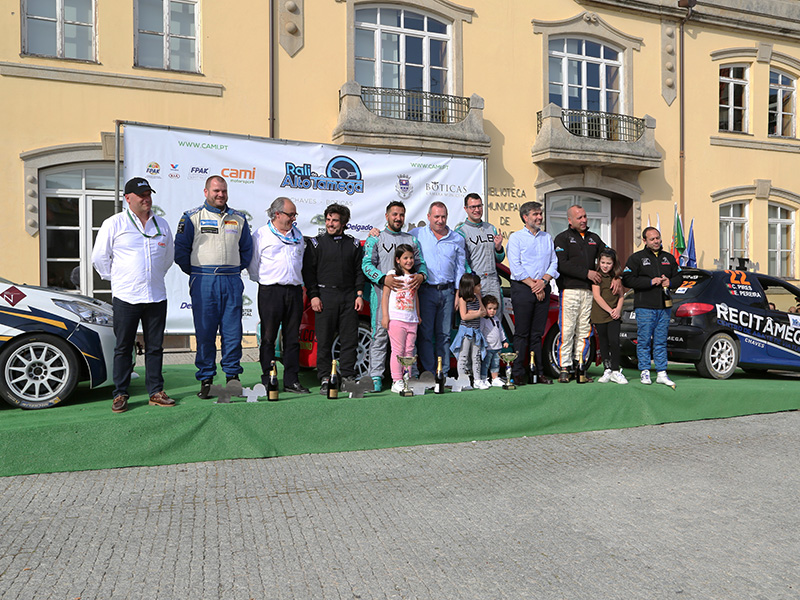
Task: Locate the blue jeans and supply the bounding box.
[636,308,670,371]
[189,274,244,381]
[112,298,167,397]
[418,284,455,374]
[481,348,501,379]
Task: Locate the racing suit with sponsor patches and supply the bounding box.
[174,202,253,381]
[454,220,505,315]
[553,227,607,370]
[362,229,427,380]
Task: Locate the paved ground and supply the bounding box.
[0,411,798,600]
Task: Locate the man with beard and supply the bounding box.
[362,201,427,392]
[455,192,505,314]
[302,203,365,394]
[175,175,253,399]
[553,204,619,383]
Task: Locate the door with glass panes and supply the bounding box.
[40,165,122,304]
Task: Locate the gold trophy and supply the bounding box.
[397,355,417,397]
[500,351,518,390]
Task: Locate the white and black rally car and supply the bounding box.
[0,278,115,409]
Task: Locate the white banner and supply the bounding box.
[123,124,485,333]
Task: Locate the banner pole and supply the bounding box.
[114,120,122,213]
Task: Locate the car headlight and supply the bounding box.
[52,299,114,326]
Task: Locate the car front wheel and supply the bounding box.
[0,335,80,409]
[696,332,739,380]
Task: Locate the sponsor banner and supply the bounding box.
[124,125,484,333]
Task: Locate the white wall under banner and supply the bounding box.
[122,123,485,334]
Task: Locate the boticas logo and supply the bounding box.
[280,155,364,196]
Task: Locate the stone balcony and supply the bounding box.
[532,103,662,171]
[332,81,491,156]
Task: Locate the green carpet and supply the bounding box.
[0,363,797,477]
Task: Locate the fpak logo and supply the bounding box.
[146,162,161,177]
[189,166,210,180]
[221,167,256,185]
[280,155,364,196]
[395,174,413,199]
[169,163,180,179]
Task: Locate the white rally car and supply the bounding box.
[0,277,115,409]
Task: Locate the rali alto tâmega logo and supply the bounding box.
[280,155,364,196]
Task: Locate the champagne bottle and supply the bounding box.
[435,356,445,394]
[268,361,279,400]
[577,355,587,384]
[529,351,538,385]
[328,360,339,399]
[663,286,673,308]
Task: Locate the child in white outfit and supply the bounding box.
[479,295,509,387]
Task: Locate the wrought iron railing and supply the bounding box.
[537,109,645,142]
[357,87,471,124]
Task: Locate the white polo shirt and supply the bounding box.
[91,208,174,304]
[248,223,305,285]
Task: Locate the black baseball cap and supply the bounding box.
[124,177,156,195]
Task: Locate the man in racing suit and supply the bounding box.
[455,192,505,314]
[174,175,253,399]
[622,227,682,387]
[362,201,427,392]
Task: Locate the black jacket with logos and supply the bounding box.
[553,227,607,291]
[622,247,682,309]
[302,232,366,299]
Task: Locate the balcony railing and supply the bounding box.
[537,109,645,142]
[356,87,471,124]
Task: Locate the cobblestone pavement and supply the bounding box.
[0,411,798,599]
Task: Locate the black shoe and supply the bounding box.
[198,378,214,398]
[319,380,329,395]
[538,375,554,385]
[285,382,311,394]
[226,374,240,383]
[558,371,570,383]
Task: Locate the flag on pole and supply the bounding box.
[670,204,686,261]
[680,219,697,268]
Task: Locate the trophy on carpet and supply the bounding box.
[499,351,518,390]
[397,355,417,397]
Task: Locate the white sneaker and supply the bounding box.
[640,371,652,385]
[598,368,612,383]
[491,377,505,388]
[610,370,628,385]
[391,380,405,393]
[474,379,491,390]
[656,371,675,387]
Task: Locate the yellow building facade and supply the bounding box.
[3,0,800,291]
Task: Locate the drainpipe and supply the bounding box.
[678,1,695,219]
[269,0,275,138]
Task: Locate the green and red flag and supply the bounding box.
[670,204,686,262]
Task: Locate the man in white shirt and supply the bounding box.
[248,197,310,394]
[92,177,175,413]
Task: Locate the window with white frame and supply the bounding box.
[719,202,748,269]
[548,37,622,114]
[548,37,622,139]
[23,0,95,61]
[719,65,748,133]
[768,203,794,278]
[135,0,198,72]
[39,165,123,301]
[768,69,795,138]
[354,6,450,94]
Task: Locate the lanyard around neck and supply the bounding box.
[127,210,161,238]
